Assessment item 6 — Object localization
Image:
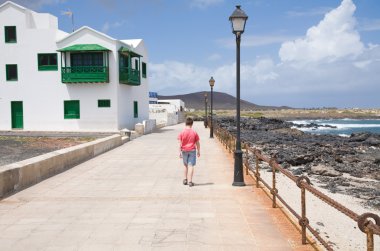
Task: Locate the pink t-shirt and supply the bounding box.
[178,128,200,151]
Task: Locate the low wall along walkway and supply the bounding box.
[0,134,122,198]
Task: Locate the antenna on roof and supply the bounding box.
[61,9,74,32]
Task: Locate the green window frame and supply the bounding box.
[142,62,147,78]
[98,99,111,108]
[4,26,16,43]
[134,59,139,70]
[64,100,80,119]
[133,101,138,118]
[6,64,18,81]
[38,53,58,71]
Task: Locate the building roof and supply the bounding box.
[121,39,143,49]
[57,44,110,52]
[118,46,142,57]
[0,1,27,12]
[56,26,116,44]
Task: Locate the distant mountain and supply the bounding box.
[158,91,289,110]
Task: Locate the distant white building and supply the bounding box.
[0,1,149,132]
[149,98,185,126]
[149,92,158,104]
[158,99,185,112]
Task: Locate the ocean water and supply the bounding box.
[291,119,380,136]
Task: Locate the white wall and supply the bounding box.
[0,3,150,132]
[117,40,149,130]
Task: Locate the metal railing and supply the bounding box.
[214,122,380,251]
[61,66,109,83]
[119,67,140,85]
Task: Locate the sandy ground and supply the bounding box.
[255,162,380,251]
[0,136,95,166]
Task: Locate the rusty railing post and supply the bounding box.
[269,158,277,208]
[367,229,374,251]
[297,176,311,245]
[358,213,380,251]
[254,150,261,188]
[244,143,249,175]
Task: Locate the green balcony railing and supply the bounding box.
[61,66,109,83]
[119,67,140,86]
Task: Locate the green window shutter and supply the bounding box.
[70,52,103,67]
[38,53,58,71]
[5,26,16,43]
[6,64,18,81]
[98,99,111,108]
[134,101,138,118]
[142,62,147,78]
[64,100,80,119]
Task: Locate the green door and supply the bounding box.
[11,101,23,129]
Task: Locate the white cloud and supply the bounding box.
[207,53,222,61]
[279,0,364,63]
[149,61,212,94]
[150,58,278,95]
[150,44,380,107]
[218,35,299,48]
[150,0,380,108]
[190,0,223,9]
[101,20,124,33]
[286,7,332,17]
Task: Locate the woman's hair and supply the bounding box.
[185,117,194,126]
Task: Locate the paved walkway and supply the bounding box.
[0,122,316,250]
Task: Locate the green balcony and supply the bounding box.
[58,44,110,84]
[61,66,109,83]
[119,67,140,86]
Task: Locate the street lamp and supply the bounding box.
[230,5,248,186]
[204,92,208,128]
[209,77,215,138]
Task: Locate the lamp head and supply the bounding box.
[209,76,215,87]
[229,5,248,34]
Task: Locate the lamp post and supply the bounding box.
[204,92,208,128]
[209,77,215,138]
[230,5,248,186]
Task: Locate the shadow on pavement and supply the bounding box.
[194,182,214,186]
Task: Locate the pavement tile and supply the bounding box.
[0,122,310,250]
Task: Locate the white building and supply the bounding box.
[149,98,185,126]
[0,1,149,132]
[158,99,185,112]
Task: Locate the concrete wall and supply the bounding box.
[0,134,122,198]
[143,119,156,134]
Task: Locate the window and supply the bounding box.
[38,53,58,71]
[98,99,111,108]
[71,52,103,66]
[134,101,138,118]
[4,26,16,43]
[142,62,147,78]
[6,64,17,81]
[64,100,80,119]
[134,59,139,70]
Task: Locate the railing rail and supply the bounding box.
[119,67,140,85]
[61,66,109,83]
[213,121,380,251]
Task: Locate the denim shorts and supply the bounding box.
[182,150,196,166]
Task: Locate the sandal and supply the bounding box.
[183,179,188,185]
[188,182,194,187]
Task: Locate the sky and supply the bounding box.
[3,0,380,108]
